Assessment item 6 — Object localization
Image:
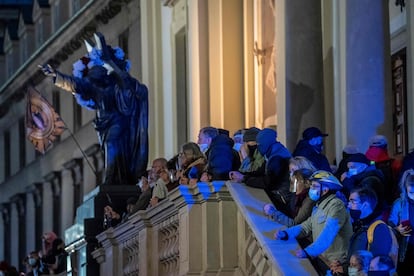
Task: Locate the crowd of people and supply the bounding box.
[2,126,414,276]
[110,127,414,275]
[102,125,413,276]
[0,231,67,276]
[104,126,414,276]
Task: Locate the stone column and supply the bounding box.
[9,194,26,270]
[207,0,244,131]
[0,203,11,261]
[62,158,83,231]
[275,0,325,149]
[345,0,392,150]
[187,0,210,138]
[33,183,44,251]
[44,171,62,236]
[25,187,37,254]
[85,143,103,190]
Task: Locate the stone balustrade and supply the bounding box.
[92,182,317,275]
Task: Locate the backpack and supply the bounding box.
[367,220,399,267]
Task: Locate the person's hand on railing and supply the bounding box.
[329,260,344,274]
[274,230,288,240]
[295,249,308,258]
[263,203,277,220]
[229,171,244,182]
[200,172,212,182]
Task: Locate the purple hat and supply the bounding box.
[369,135,388,148]
[302,127,328,140]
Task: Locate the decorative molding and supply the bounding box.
[1,203,11,224]
[63,158,84,186]
[162,0,179,8]
[10,193,26,217]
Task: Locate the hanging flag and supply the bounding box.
[25,86,66,154]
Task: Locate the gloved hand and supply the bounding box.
[38,64,56,78]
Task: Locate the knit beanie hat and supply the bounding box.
[347,153,370,165]
[243,127,261,142]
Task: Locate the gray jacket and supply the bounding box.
[285,193,353,265]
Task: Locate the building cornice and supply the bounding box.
[0,0,130,118]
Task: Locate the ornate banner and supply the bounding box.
[25,86,66,153]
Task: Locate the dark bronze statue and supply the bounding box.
[40,33,148,185]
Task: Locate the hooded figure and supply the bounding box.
[254,128,292,213]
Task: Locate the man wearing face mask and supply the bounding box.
[275,170,352,275]
[197,126,236,181]
[228,127,265,183]
[340,153,386,212]
[293,127,332,172]
[25,251,41,276]
[347,188,394,266]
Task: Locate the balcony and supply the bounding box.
[88,182,317,275]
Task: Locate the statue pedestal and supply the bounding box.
[64,185,139,276]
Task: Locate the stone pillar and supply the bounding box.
[345,0,392,150]
[10,194,26,271]
[187,0,210,138]
[33,183,44,251]
[25,187,37,254]
[43,172,61,236]
[207,0,244,131]
[275,0,325,149]
[62,158,83,230]
[0,203,10,261]
[85,144,104,190]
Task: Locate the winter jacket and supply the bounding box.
[205,134,234,180]
[293,139,331,172]
[388,196,414,262]
[285,193,353,266]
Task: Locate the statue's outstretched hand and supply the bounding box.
[38,64,56,78]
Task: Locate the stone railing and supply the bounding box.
[92,182,317,275]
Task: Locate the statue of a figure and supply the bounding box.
[40,33,148,185]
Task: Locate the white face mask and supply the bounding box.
[198,143,209,153]
[348,267,358,276]
[407,193,414,200]
[28,257,37,266]
[233,143,242,152]
[137,179,144,189]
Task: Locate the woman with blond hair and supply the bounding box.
[388,168,414,275]
[264,167,316,226]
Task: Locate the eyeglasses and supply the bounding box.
[179,151,192,157]
[310,183,321,189]
[348,198,360,205]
